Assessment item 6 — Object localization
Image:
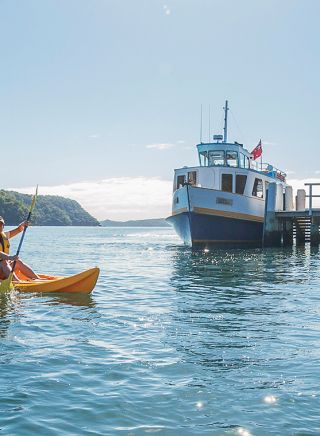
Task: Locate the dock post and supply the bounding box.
[310,216,320,246]
[263,183,282,247]
[283,186,294,246]
[285,186,294,211]
[296,189,306,211]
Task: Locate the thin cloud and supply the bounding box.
[146,143,175,150]
[88,134,100,139]
[287,177,320,207]
[287,177,320,187]
[263,141,278,146]
[10,177,173,221]
[10,176,320,221]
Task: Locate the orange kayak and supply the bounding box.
[13,267,100,294]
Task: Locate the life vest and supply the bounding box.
[0,232,10,254]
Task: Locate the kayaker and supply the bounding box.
[0,216,40,281]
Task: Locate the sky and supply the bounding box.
[1,0,320,220]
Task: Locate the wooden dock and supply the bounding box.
[263,183,320,247]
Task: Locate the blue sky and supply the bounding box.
[1,0,320,219]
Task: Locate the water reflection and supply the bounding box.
[171,245,319,290]
[0,290,96,339]
[45,293,96,308]
[0,292,19,339]
[167,245,320,373]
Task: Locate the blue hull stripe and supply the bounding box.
[167,212,263,247]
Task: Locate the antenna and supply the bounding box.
[208,104,211,143]
[223,100,229,143]
[200,104,203,143]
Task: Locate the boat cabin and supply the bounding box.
[173,139,286,200]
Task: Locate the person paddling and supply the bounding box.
[0,216,40,281]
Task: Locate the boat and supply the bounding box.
[12,267,100,294]
[166,101,287,248]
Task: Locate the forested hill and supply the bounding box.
[0,190,100,226]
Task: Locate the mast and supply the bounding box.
[223,100,229,143]
[208,104,211,143]
[200,104,203,143]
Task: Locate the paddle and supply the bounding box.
[0,186,38,292]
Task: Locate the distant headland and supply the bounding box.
[100,218,170,227]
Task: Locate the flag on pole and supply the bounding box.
[251,139,262,160]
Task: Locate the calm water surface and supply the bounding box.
[0,226,320,435]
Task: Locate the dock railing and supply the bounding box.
[305,183,320,215]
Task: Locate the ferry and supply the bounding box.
[166,101,287,248]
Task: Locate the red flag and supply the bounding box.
[251,139,262,160]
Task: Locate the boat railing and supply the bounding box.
[258,163,286,181]
[176,162,287,182]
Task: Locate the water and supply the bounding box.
[1,226,320,435]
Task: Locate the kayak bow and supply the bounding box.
[13,267,100,294]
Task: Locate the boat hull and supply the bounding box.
[167,211,263,248]
[13,267,100,294]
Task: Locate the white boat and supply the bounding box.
[166,101,287,248]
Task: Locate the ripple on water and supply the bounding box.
[0,228,320,434]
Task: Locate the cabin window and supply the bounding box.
[208,150,225,166]
[221,174,233,193]
[252,178,263,198]
[188,171,197,186]
[177,175,185,189]
[236,175,247,195]
[226,151,238,167]
[244,156,250,168]
[239,153,245,168]
[199,152,207,166]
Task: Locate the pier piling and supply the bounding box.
[310,216,320,246]
[263,183,282,247]
[266,183,320,247]
[283,220,294,246]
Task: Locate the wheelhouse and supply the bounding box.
[173,139,286,197]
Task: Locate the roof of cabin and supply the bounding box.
[196,142,252,157]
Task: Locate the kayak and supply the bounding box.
[13,267,100,294]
